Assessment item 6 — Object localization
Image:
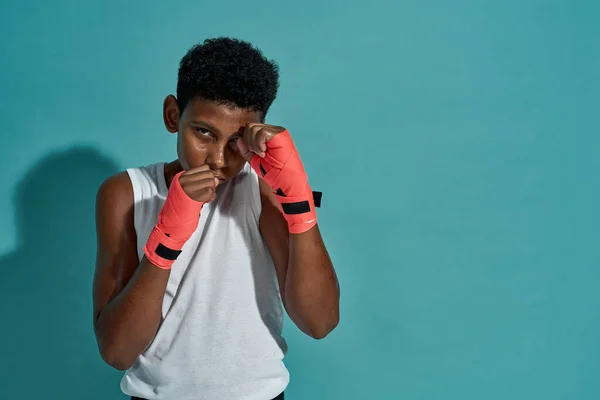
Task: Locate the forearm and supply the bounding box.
[95,257,170,370]
[284,224,339,339]
[246,126,340,338]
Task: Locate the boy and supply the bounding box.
[92,37,340,400]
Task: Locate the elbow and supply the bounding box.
[308,312,339,340]
[94,319,137,370]
[97,339,135,371]
[100,346,134,371]
[309,329,331,340]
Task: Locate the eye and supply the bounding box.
[194,127,210,136]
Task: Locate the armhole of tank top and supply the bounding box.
[125,167,143,236]
[248,163,262,226]
[155,162,168,195]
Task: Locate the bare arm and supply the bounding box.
[92,172,170,370]
[259,179,340,339]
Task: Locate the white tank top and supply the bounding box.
[121,162,289,400]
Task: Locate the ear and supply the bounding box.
[163,95,180,133]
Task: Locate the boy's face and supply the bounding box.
[164,96,262,182]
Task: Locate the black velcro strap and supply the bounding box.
[277,191,321,210]
[155,243,181,260]
[281,201,311,215]
[259,162,267,176]
[313,191,322,207]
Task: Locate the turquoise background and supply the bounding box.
[0,1,598,399]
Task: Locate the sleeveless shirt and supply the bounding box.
[120,162,289,400]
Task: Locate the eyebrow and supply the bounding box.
[189,119,243,139]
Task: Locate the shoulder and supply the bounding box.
[95,171,137,242]
[96,171,134,212]
[95,170,139,264]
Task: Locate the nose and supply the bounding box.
[206,143,227,170]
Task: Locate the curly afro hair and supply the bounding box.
[176,37,280,118]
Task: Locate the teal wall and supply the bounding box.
[0,1,598,399]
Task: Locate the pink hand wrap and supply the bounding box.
[144,171,204,269]
[250,130,319,234]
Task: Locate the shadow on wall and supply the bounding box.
[0,147,127,400]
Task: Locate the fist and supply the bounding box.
[236,122,286,160]
[178,165,219,203]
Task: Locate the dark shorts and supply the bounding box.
[132,392,284,400]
